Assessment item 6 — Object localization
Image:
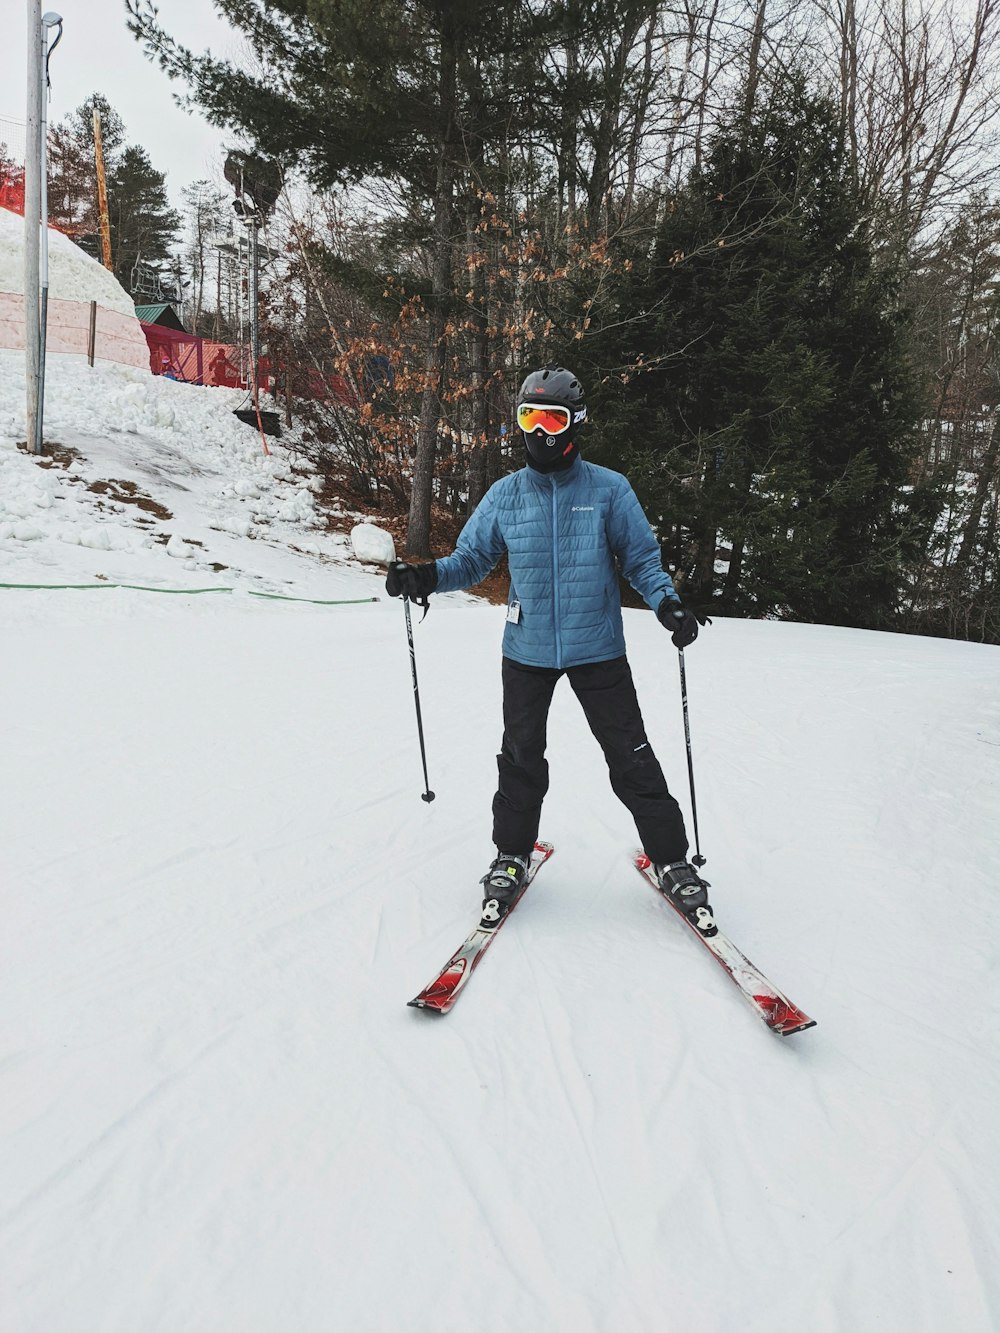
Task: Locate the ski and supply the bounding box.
[408,841,555,1015]
[634,852,816,1037]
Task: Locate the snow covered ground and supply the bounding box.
[0,348,376,599]
[2,353,999,1332]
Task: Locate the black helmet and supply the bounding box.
[516,365,587,469]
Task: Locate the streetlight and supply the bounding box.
[35,12,63,456]
[24,5,62,456]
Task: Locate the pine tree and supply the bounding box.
[128,1,602,551]
[103,145,180,296]
[47,94,180,296]
[588,76,929,627]
[906,198,1000,642]
[48,94,125,236]
[181,180,229,336]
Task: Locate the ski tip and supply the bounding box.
[408,997,449,1015]
[755,994,817,1036]
[775,1018,817,1037]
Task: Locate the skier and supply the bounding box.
[387,365,715,935]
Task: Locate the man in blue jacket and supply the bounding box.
[387,366,715,936]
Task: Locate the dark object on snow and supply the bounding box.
[654,860,715,935]
[234,408,281,437]
[480,852,532,923]
[675,643,707,868]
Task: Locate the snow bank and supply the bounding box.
[0,348,343,592]
[0,205,134,314]
[0,206,149,369]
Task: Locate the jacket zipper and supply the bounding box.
[551,479,562,668]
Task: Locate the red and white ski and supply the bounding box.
[408,841,555,1015]
[634,852,816,1037]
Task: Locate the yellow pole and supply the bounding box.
[92,108,113,272]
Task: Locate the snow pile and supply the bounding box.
[351,521,396,565]
[0,205,150,368]
[0,205,135,314]
[0,346,373,595]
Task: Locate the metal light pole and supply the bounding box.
[24,0,42,454]
[249,217,260,374]
[35,12,64,456]
[237,174,261,389]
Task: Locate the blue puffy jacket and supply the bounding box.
[434,459,677,669]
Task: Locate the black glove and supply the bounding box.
[657,598,708,649]
[386,561,438,602]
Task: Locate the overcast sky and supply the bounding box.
[1,1,246,212]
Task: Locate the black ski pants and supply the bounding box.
[493,655,689,866]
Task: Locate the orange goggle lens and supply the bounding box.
[517,403,572,435]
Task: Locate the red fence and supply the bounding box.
[2,160,356,402]
[139,321,265,388]
[141,321,359,408]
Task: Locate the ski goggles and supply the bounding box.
[516,402,573,435]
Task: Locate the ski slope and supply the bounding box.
[2,357,999,1332]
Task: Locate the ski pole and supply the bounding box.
[402,594,435,803]
[677,647,706,866]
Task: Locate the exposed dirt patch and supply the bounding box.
[87,479,173,522]
[18,441,81,470]
[154,533,204,548]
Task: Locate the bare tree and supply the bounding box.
[810,0,1000,246]
[182,180,227,336]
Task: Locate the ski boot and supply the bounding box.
[480,851,531,927]
[655,860,717,936]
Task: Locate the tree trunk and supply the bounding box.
[406,34,458,557]
[722,533,745,604]
[408,310,450,556]
[587,12,643,234]
[743,0,767,122]
[559,33,579,222]
[953,412,1000,577]
[623,11,656,219]
[839,0,859,186]
[693,523,718,598]
[693,0,721,175]
[466,191,490,513]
